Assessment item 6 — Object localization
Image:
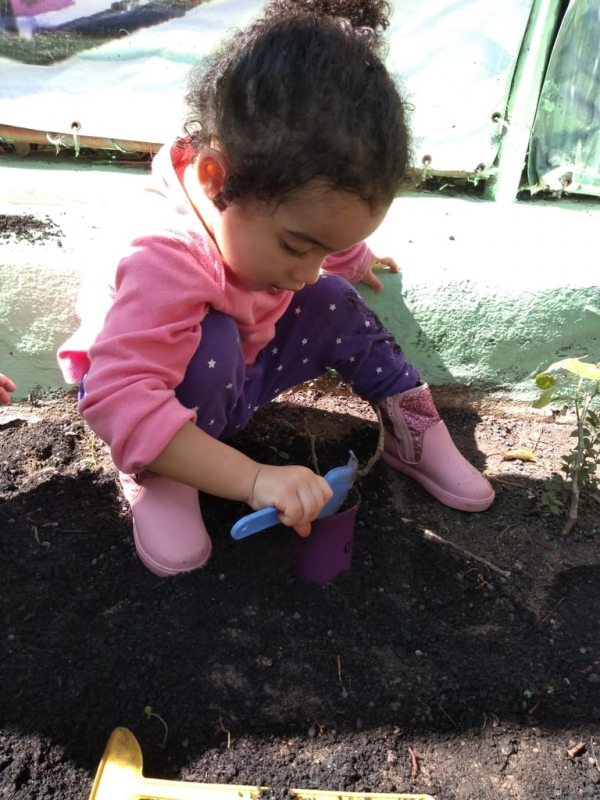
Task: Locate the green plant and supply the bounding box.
[144,705,169,748]
[533,357,600,536]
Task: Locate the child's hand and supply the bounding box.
[0,374,16,404]
[250,464,334,537]
[360,254,400,293]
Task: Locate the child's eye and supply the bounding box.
[282,242,309,260]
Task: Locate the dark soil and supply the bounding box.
[1,380,599,800]
[0,213,62,244]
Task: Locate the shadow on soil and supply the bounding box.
[1,399,599,799]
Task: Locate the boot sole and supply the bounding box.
[133,522,212,577]
[382,453,495,512]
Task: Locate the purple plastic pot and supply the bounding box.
[292,498,360,585]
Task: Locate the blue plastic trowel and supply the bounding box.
[230,451,359,540]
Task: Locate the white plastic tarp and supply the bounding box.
[0,0,534,174]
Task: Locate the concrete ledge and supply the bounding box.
[1,158,599,404]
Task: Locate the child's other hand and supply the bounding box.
[0,374,17,404]
[360,255,400,293]
[250,465,334,537]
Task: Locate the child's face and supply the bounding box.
[211,183,387,294]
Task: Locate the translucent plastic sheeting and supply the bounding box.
[527,0,600,196]
[0,0,533,173]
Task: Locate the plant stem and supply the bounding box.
[561,384,590,536]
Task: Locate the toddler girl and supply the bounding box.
[58,0,494,577]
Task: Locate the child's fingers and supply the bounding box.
[373,257,400,273]
[278,475,332,529]
[293,521,313,538]
[0,388,12,404]
[361,271,383,292]
[0,376,16,392]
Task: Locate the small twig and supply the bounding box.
[357,404,385,478]
[490,476,525,488]
[436,702,457,728]
[532,424,545,453]
[538,597,565,627]
[337,654,342,682]
[590,738,600,772]
[407,745,419,778]
[305,424,322,475]
[567,742,586,759]
[422,528,511,579]
[216,714,232,749]
[144,706,169,748]
[305,403,384,480]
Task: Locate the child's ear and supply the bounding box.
[196,149,228,208]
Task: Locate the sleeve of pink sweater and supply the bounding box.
[79,237,224,475]
[321,241,373,282]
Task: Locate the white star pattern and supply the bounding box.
[226,383,233,390]
[209,419,215,425]
[208,359,216,368]
[376,367,383,373]
[364,321,371,328]
[271,347,279,355]
[277,365,283,371]
[303,358,308,364]
[349,356,355,362]
[336,337,342,345]
[329,304,337,311]
[295,306,301,314]
[302,338,308,345]
[192,405,199,412]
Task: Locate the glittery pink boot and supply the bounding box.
[119,472,212,577]
[379,383,495,512]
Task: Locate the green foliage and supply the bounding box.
[533,357,600,535]
[144,705,169,748]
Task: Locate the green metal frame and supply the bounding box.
[483,0,564,202]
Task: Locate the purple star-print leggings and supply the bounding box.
[175,274,420,440]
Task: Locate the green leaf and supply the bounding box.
[535,372,556,390]
[544,357,600,381]
[532,387,557,409]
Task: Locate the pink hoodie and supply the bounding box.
[58,142,374,474]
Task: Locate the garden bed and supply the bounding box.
[0,378,598,800]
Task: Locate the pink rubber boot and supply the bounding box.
[379,383,495,512]
[119,472,212,577]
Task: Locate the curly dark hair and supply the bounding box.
[184,0,411,210]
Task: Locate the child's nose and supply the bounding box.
[293,259,323,286]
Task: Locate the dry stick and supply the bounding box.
[216,715,232,749]
[305,424,323,475]
[357,404,386,478]
[354,406,511,578]
[436,702,457,728]
[407,745,419,778]
[422,528,511,579]
[590,738,600,772]
[305,404,385,479]
[538,597,565,627]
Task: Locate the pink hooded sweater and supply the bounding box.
[58,142,374,474]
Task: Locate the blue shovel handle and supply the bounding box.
[231,451,358,540]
